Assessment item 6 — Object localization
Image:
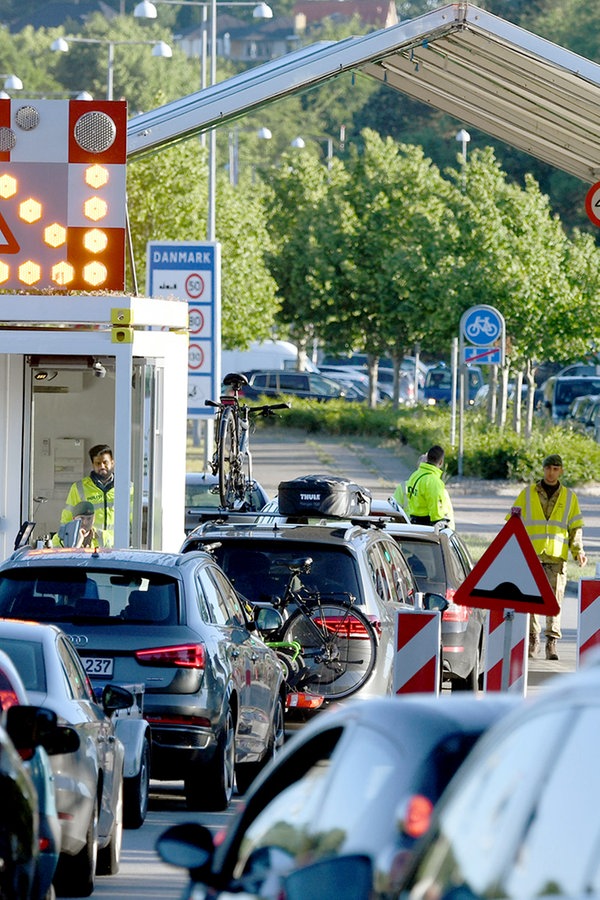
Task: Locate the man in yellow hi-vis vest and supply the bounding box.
[60,443,116,545]
[510,453,586,661]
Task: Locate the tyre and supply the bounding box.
[123,738,150,829]
[218,409,241,508]
[185,708,235,811]
[451,656,479,692]
[275,647,301,688]
[281,601,377,699]
[235,694,285,795]
[97,779,122,876]
[55,797,98,897]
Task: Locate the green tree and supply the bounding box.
[127,141,279,346]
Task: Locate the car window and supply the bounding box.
[0,638,46,692]
[208,567,248,627]
[58,635,94,701]
[252,374,267,388]
[407,705,598,899]
[0,569,179,625]
[186,482,222,509]
[449,534,473,580]
[210,543,362,606]
[397,539,446,595]
[309,374,338,397]
[367,545,393,603]
[279,373,305,392]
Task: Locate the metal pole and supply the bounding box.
[501,609,514,692]
[458,365,465,476]
[450,337,458,446]
[107,42,114,101]
[207,0,217,241]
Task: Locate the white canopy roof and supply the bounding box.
[127,3,600,183]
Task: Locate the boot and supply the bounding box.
[545,637,559,660]
[528,634,540,658]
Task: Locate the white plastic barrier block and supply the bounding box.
[393,608,441,695]
[578,579,600,666]
[483,609,528,695]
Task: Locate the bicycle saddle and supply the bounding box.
[223,372,249,389]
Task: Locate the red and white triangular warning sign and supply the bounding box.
[0,211,19,254]
[454,512,560,615]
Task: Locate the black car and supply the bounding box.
[185,471,269,532]
[237,369,349,401]
[385,522,486,690]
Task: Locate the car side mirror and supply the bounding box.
[424,592,449,612]
[255,605,284,633]
[102,683,134,713]
[156,823,215,881]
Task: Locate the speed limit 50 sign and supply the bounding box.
[585,182,600,228]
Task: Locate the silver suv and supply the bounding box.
[181,520,438,701]
[0,547,286,810]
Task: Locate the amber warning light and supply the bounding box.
[0,98,127,291]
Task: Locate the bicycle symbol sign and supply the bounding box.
[462,306,502,346]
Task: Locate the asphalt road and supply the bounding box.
[250,426,600,693]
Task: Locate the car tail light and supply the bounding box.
[442,593,470,623]
[402,794,434,838]
[286,692,324,710]
[0,688,20,710]
[146,714,211,727]
[315,615,372,638]
[135,644,206,668]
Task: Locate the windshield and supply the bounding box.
[207,541,362,604]
[0,567,179,625]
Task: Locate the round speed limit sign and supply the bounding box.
[585,182,600,228]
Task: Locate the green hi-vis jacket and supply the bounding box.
[405,462,455,528]
[511,482,584,563]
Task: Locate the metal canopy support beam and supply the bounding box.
[126,2,600,184]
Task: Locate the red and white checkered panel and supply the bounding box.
[0,99,126,291]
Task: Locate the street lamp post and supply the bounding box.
[134,0,273,241]
[0,74,23,99]
[50,36,172,101]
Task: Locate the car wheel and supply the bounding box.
[55,797,98,897]
[185,708,235,812]
[123,737,150,829]
[451,656,479,692]
[97,778,123,876]
[235,694,285,795]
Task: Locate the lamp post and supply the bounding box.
[229,125,271,185]
[50,36,172,101]
[291,134,335,170]
[134,0,273,241]
[0,74,23,99]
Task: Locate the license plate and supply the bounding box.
[81,657,114,678]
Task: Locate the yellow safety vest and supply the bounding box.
[515,484,583,561]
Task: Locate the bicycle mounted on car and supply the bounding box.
[205,372,290,510]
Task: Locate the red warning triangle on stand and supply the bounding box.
[0,211,19,254]
[454,512,560,615]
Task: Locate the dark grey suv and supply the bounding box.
[0,547,286,810]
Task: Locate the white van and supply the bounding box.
[221,340,318,374]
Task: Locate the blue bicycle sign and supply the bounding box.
[462,306,502,346]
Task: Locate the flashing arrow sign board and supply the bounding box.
[464,346,502,365]
[454,513,560,616]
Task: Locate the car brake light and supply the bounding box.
[442,593,470,622]
[286,692,324,710]
[135,644,206,668]
[402,794,434,838]
[146,714,211,727]
[316,616,371,638]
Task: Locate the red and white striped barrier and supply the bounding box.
[393,609,441,695]
[483,609,528,695]
[578,580,600,665]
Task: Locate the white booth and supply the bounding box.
[0,294,189,560]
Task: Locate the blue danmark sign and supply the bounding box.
[147,240,221,417]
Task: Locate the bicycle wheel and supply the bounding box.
[280,601,377,700]
[218,408,241,508]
